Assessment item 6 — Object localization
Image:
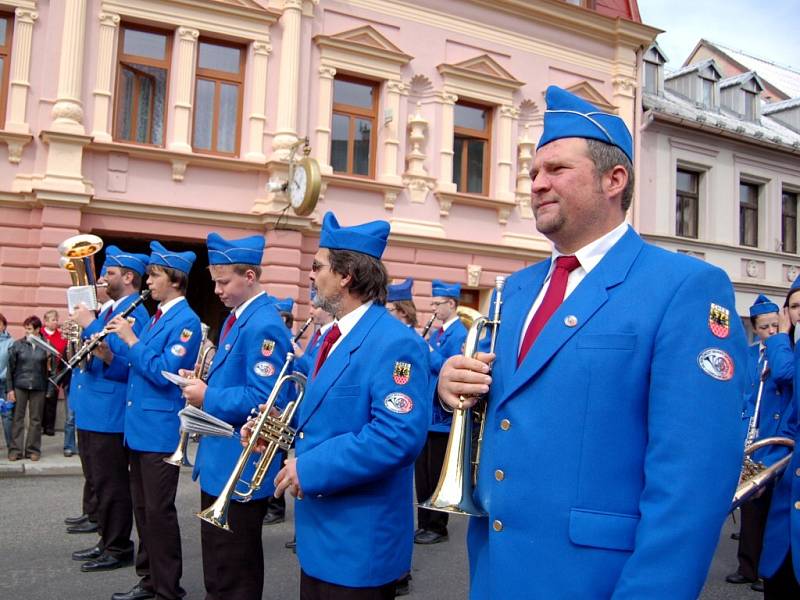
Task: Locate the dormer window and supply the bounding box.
[744,89,757,121]
[701,77,714,106]
[643,43,668,95]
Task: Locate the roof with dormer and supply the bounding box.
[665,58,722,81]
[719,71,765,90]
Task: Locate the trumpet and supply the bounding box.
[421,275,505,517]
[51,290,151,386]
[164,324,216,468]
[420,314,437,339]
[731,356,795,510]
[197,353,307,532]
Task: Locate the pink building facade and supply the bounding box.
[0,0,656,339]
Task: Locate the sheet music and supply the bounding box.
[161,370,194,388]
[178,404,234,438]
[67,285,98,313]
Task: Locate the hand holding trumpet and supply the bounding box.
[437,352,494,410]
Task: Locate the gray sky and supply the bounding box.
[637,0,800,71]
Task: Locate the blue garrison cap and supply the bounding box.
[274,297,294,314]
[207,232,265,266]
[387,278,414,302]
[431,279,461,299]
[791,274,800,291]
[538,85,633,163]
[750,294,779,317]
[148,241,195,274]
[319,212,390,259]
[103,246,149,276]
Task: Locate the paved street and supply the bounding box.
[0,440,765,599]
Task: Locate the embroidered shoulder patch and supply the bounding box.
[393,361,411,385]
[253,361,275,377]
[384,392,413,414]
[261,339,275,357]
[170,344,187,357]
[697,348,734,381]
[180,328,193,343]
[708,304,730,339]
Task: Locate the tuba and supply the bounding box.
[421,275,505,517]
[197,353,307,532]
[58,234,105,312]
[731,356,795,510]
[164,324,216,467]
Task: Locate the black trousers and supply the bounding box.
[79,429,133,558]
[414,431,449,534]
[77,428,100,524]
[736,486,774,580]
[300,571,396,600]
[765,551,800,599]
[42,391,58,434]
[200,491,270,600]
[129,450,184,600]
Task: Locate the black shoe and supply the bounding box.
[751,579,764,593]
[111,582,155,600]
[72,544,103,561]
[68,520,99,534]
[81,552,133,572]
[65,513,89,526]
[263,510,285,525]
[414,530,448,545]
[395,573,412,597]
[725,573,756,584]
[44,429,56,436]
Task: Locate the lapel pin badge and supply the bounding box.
[564,315,578,327]
[224,344,231,351]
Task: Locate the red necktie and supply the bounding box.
[435,327,444,342]
[313,323,342,376]
[517,255,581,366]
[220,312,237,344]
[103,307,114,324]
[308,329,321,349]
[149,309,162,330]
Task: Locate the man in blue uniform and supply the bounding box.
[101,242,201,600]
[181,232,291,600]
[415,280,468,545]
[727,294,794,592]
[272,212,430,599]
[386,278,419,329]
[69,246,150,573]
[437,86,748,599]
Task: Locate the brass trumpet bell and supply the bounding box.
[732,436,795,511]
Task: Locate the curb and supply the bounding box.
[0,459,83,478]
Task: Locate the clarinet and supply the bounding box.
[293,316,314,345]
[51,290,151,385]
[420,313,437,339]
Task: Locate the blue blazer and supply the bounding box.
[428,319,468,433]
[759,398,799,581]
[192,293,291,500]
[105,299,201,453]
[742,335,794,465]
[294,304,430,587]
[465,228,747,600]
[70,295,150,433]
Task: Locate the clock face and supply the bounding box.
[290,165,308,208]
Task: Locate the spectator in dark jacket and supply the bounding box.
[6,316,52,460]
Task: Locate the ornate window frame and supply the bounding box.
[313,25,412,205]
[434,55,523,224]
[92,0,278,178]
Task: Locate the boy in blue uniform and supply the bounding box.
[727,294,794,591]
[181,232,291,600]
[70,246,150,573]
[272,212,430,599]
[438,86,748,599]
[415,280,468,545]
[760,283,800,598]
[102,242,201,600]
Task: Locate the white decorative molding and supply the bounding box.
[515,124,535,219]
[313,65,337,172]
[50,0,87,134]
[271,0,304,160]
[402,103,436,203]
[245,38,273,162]
[4,7,38,133]
[169,27,200,153]
[0,131,33,163]
[467,264,482,287]
[90,11,121,143]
